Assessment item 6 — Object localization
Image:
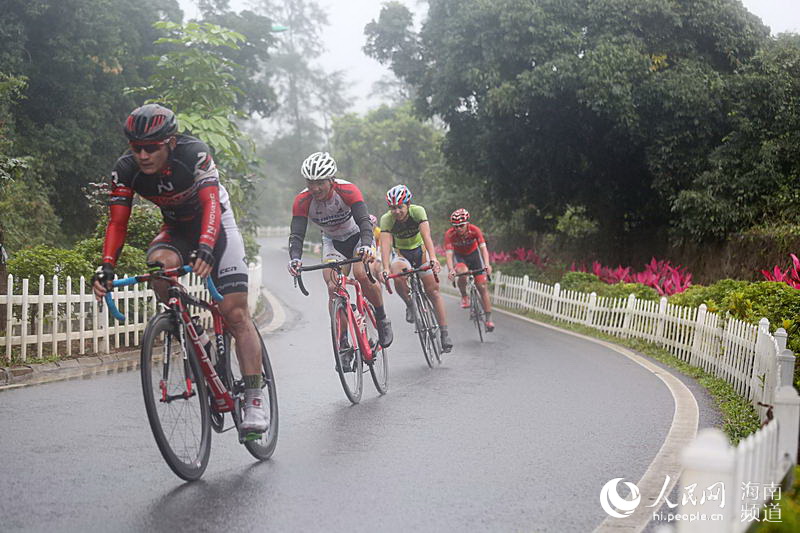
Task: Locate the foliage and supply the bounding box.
[761,253,800,289]
[571,258,692,295]
[93,204,163,253]
[555,205,599,240]
[7,245,92,293]
[668,279,750,311]
[0,169,63,252]
[364,0,772,249]
[127,20,261,235]
[0,0,182,235]
[495,260,565,284]
[73,237,147,278]
[560,271,602,291]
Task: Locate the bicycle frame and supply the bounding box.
[294,257,377,363]
[105,265,234,412]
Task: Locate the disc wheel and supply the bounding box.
[225,322,279,460]
[331,297,363,404]
[141,313,211,481]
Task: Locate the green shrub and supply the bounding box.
[560,271,602,291]
[7,245,92,293]
[668,279,751,312]
[243,231,260,264]
[496,260,565,284]
[72,237,148,277]
[595,282,660,301]
[94,205,162,251]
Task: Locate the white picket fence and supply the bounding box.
[490,272,800,531]
[0,258,263,362]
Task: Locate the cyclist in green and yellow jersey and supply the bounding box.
[379,185,453,352]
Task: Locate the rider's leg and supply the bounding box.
[477,280,492,313]
[422,273,447,327]
[455,263,469,297]
[146,248,181,302]
[219,292,262,376]
[423,273,453,351]
[353,260,393,347]
[390,259,411,304]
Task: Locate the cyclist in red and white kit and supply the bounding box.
[91,103,269,433]
[444,208,495,331]
[287,152,393,349]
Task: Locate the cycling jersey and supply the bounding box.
[102,134,248,295]
[103,134,227,265]
[379,205,427,250]
[444,224,486,256]
[289,179,373,260]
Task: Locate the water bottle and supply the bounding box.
[191,315,213,360]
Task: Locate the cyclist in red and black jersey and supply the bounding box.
[444,208,495,331]
[92,103,269,432]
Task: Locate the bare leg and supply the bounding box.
[218,292,262,376]
[147,249,181,302]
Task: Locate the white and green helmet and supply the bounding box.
[301,151,337,180]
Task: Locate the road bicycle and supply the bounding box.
[384,263,442,368]
[454,268,492,343]
[105,263,278,481]
[293,257,388,404]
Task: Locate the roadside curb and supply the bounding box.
[0,287,280,392]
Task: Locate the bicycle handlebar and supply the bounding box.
[293,255,377,296]
[383,262,440,294]
[104,265,222,322]
[452,268,492,284]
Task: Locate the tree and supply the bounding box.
[365,0,771,258]
[127,21,263,232]
[0,0,182,236]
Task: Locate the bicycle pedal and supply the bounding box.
[243,432,263,442]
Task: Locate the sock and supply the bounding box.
[374,305,386,320]
[243,374,262,389]
[440,325,448,333]
[485,312,492,321]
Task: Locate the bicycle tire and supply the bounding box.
[421,292,442,364]
[470,284,485,343]
[224,323,279,461]
[141,312,211,481]
[364,303,388,394]
[412,289,435,368]
[331,297,363,403]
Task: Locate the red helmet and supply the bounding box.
[450,208,470,225]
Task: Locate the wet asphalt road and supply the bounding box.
[0,237,676,532]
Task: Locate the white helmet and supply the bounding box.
[301,151,337,180]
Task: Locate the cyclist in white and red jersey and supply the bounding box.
[287,152,393,349]
[91,103,269,433]
[444,208,495,331]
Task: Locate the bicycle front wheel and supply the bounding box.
[141,312,211,481]
[470,285,485,343]
[225,323,279,461]
[421,293,442,364]
[414,290,440,367]
[331,297,363,404]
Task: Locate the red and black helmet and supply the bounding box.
[450,208,470,225]
[123,103,178,142]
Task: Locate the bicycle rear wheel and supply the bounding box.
[364,303,388,395]
[470,285,485,343]
[225,323,279,460]
[141,312,211,481]
[331,297,363,403]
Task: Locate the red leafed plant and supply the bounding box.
[571,257,692,296]
[761,254,800,289]
[489,247,548,267]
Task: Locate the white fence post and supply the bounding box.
[20,277,29,362]
[550,282,560,318]
[689,304,707,367]
[677,428,736,533]
[774,348,799,473]
[621,293,636,338]
[5,274,12,361]
[585,292,597,327]
[655,297,668,344]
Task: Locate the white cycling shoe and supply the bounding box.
[241,391,268,433]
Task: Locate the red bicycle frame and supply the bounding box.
[106,265,235,412]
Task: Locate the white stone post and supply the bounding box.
[677,429,735,533]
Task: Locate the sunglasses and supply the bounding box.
[129,140,169,154]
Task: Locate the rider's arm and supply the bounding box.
[289,191,311,260]
[474,225,491,271]
[336,182,373,247]
[445,250,455,272]
[380,230,393,266]
[196,181,221,257]
[419,221,438,264]
[443,229,455,271]
[101,168,135,265]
